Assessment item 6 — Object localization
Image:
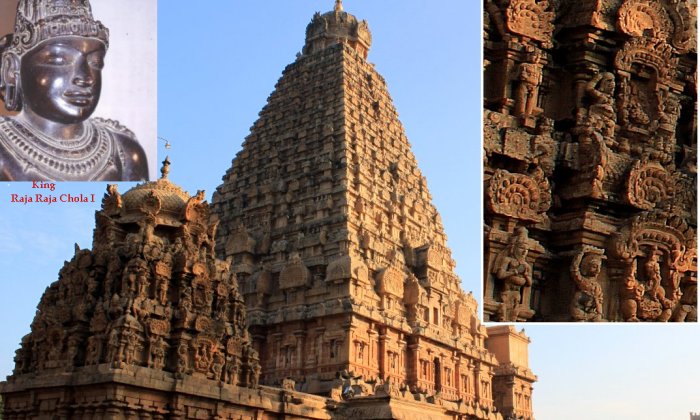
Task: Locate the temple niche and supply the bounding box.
[484,0,697,322]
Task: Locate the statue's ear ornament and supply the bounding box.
[0,49,21,112]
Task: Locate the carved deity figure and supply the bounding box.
[579,72,617,141]
[620,260,645,322]
[107,328,120,365]
[149,337,166,370]
[493,227,533,321]
[638,249,674,322]
[225,355,240,385]
[0,0,148,181]
[85,335,102,365]
[570,247,605,322]
[194,342,213,372]
[176,343,189,375]
[514,50,543,118]
[249,360,261,388]
[211,352,225,381]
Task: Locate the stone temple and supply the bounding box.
[483,0,697,322]
[1,3,536,419]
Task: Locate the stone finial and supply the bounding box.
[303,0,372,58]
[161,156,171,179]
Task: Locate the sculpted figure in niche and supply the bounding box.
[492,227,532,321]
[0,0,148,181]
[570,247,605,322]
[514,50,543,118]
[621,260,645,322]
[640,248,674,321]
[176,343,189,375]
[580,71,616,140]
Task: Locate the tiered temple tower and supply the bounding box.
[212,2,535,419]
[483,0,697,322]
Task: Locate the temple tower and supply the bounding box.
[212,4,535,418]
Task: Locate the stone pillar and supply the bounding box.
[378,332,387,379]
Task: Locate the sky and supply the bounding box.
[0,1,697,419]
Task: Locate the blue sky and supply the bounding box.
[0,1,697,419]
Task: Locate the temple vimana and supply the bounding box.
[0,2,537,420]
[483,0,698,322]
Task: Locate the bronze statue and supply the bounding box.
[0,0,148,181]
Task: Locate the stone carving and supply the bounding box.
[505,0,555,46]
[640,248,674,321]
[487,169,550,222]
[615,37,677,82]
[0,0,148,181]
[492,227,533,322]
[617,0,697,53]
[514,50,543,118]
[618,0,673,40]
[625,160,674,210]
[611,211,696,321]
[279,253,311,289]
[569,247,605,322]
[484,0,696,323]
[620,260,645,322]
[377,263,405,298]
[578,72,617,141]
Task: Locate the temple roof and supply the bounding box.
[303,0,372,58]
[120,157,192,224]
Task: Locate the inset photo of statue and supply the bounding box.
[0,0,156,181]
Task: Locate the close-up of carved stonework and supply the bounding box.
[484,0,697,322]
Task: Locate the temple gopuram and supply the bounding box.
[1,3,536,420]
[483,0,698,322]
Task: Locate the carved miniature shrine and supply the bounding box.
[484,0,697,322]
[211,2,536,419]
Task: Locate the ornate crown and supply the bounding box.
[6,0,109,56]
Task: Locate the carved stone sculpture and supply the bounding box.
[493,227,533,322]
[514,51,543,118]
[579,72,617,141]
[0,0,148,181]
[570,247,605,322]
[620,260,644,322]
[638,248,674,321]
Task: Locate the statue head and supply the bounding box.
[598,72,615,95]
[580,254,602,277]
[0,0,109,122]
[510,226,530,261]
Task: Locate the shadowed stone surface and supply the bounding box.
[484,0,697,323]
